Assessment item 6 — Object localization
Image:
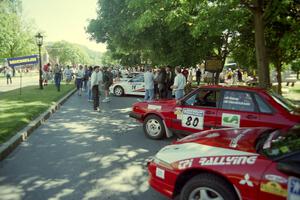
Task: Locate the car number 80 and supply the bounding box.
[182,115,203,130]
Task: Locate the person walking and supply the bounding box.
[144,66,155,101]
[171,66,186,99]
[5,66,12,84]
[157,67,167,99]
[75,65,85,96]
[53,64,62,91]
[91,66,100,111]
[102,67,113,102]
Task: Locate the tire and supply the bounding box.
[114,86,124,96]
[180,174,238,200]
[143,115,166,140]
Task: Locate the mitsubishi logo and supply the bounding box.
[239,173,254,187]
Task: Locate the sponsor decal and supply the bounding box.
[224,96,251,106]
[239,173,254,187]
[174,107,182,120]
[155,167,165,179]
[205,133,220,138]
[178,159,193,170]
[230,133,244,148]
[288,177,300,200]
[155,143,258,165]
[221,113,240,128]
[261,181,287,197]
[265,174,288,184]
[148,104,162,110]
[198,155,257,166]
[181,108,204,130]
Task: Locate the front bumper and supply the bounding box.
[129,111,143,120]
[147,161,178,199]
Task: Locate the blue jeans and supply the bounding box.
[175,89,184,99]
[54,73,61,91]
[144,89,154,101]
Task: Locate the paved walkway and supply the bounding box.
[0,73,39,92]
[0,93,170,200]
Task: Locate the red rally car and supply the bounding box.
[129,85,300,139]
[147,126,300,200]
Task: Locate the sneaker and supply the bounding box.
[97,107,101,112]
[102,98,109,103]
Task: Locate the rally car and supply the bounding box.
[129,85,300,139]
[147,126,300,200]
[110,73,145,96]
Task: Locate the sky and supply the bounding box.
[22,0,107,53]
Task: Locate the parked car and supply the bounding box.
[130,85,300,139]
[147,126,300,200]
[110,73,145,96]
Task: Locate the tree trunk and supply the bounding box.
[275,61,282,95]
[253,0,271,89]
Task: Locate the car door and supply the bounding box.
[128,74,145,95]
[215,90,261,129]
[171,88,220,134]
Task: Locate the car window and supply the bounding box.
[254,94,272,113]
[130,75,144,82]
[268,91,296,112]
[222,91,255,112]
[184,90,219,108]
[260,127,300,159]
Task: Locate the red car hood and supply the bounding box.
[175,127,272,154]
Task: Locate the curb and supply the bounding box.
[0,88,77,161]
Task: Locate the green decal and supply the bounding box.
[223,115,239,124]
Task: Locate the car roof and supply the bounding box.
[199,85,266,92]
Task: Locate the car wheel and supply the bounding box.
[143,115,166,140]
[180,174,238,200]
[114,86,124,96]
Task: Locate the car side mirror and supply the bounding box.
[176,100,182,106]
[277,161,300,176]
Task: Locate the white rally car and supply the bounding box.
[110,73,145,96]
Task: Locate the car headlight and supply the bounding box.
[153,157,174,170]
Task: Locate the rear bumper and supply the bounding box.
[129,111,143,120]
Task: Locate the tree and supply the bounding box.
[46,41,91,65]
[0,0,36,60]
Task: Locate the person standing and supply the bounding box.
[166,66,173,99]
[5,66,12,84]
[91,66,100,111]
[196,67,202,86]
[43,63,51,86]
[75,65,85,96]
[102,67,113,102]
[157,67,167,99]
[144,66,155,101]
[53,64,62,91]
[171,66,186,99]
[64,65,72,84]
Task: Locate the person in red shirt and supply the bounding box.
[43,63,51,86]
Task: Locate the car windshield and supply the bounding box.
[256,126,300,159]
[268,91,297,112]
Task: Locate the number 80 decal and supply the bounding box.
[181,109,204,130]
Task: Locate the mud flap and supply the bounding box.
[163,120,173,138]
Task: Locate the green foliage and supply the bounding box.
[0,0,36,60]
[46,41,96,65]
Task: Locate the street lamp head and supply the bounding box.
[35,32,43,46]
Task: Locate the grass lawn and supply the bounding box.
[0,84,75,144]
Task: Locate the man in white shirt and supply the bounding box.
[144,66,155,101]
[171,66,186,99]
[91,66,100,111]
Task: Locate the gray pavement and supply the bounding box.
[0,93,172,200]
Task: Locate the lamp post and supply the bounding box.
[35,32,43,89]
